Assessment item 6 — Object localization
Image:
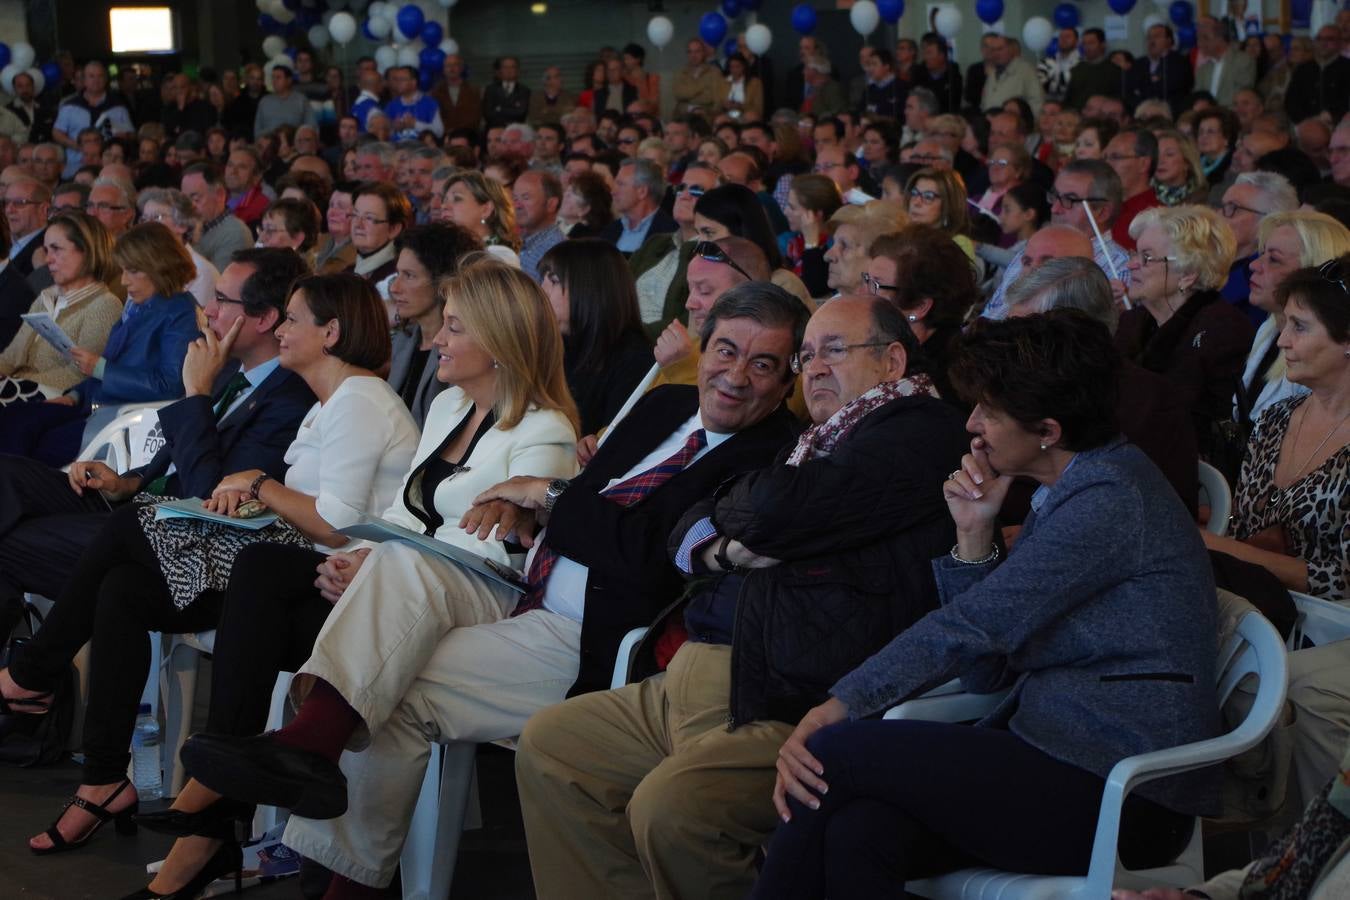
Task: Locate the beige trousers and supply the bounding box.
[282,541,582,886]
[515,641,793,900]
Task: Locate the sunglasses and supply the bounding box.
[1318,258,1350,295]
[693,240,754,281]
[675,183,707,197]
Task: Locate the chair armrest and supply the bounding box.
[610,627,648,690]
[1288,592,1350,649]
[883,680,1010,723]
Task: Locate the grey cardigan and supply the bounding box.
[387,324,447,428]
[832,438,1221,814]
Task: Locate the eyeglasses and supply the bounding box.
[813,161,842,172]
[85,202,128,213]
[989,158,1012,168]
[675,183,707,197]
[1318,258,1350,294]
[1219,201,1264,218]
[3,197,39,208]
[1046,188,1106,206]
[909,153,940,163]
[213,291,246,306]
[258,225,288,236]
[351,213,389,225]
[1127,249,1178,266]
[693,240,754,281]
[909,188,940,202]
[618,137,638,145]
[1102,153,1142,163]
[862,271,898,295]
[790,341,892,374]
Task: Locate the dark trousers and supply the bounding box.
[206,542,332,737]
[749,719,1195,899]
[0,400,89,468]
[9,502,223,784]
[0,454,113,645]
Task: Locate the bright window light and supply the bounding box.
[109,7,176,54]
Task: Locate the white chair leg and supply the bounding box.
[160,637,198,797]
[400,741,477,900]
[252,672,295,839]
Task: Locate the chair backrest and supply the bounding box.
[72,406,163,474]
[1287,591,1350,650]
[74,416,132,473]
[1198,460,1232,536]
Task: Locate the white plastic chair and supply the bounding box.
[1197,461,1232,536]
[892,611,1288,899]
[398,625,650,900]
[1286,591,1350,651]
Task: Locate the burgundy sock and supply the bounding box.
[269,679,360,765]
[322,873,392,899]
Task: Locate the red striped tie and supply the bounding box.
[512,429,708,617]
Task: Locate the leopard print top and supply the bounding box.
[1232,397,1350,602]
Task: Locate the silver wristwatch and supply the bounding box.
[542,478,569,514]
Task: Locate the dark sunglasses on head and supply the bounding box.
[675,183,707,197]
[1318,258,1350,295]
[693,240,754,281]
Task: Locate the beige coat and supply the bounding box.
[0,283,121,391]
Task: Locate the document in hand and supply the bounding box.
[20,312,76,359]
[337,516,529,594]
[153,496,280,530]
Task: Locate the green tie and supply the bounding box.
[144,373,252,497]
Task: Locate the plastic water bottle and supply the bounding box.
[131,703,163,801]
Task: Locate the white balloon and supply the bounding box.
[368,1,387,21]
[256,0,271,11]
[396,45,420,68]
[646,15,674,49]
[308,24,331,48]
[849,0,880,36]
[1142,13,1164,34]
[1021,16,1053,54]
[329,10,358,43]
[262,35,288,59]
[268,0,296,24]
[393,21,413,43]
[380,2,400,23]
[26,67,43,96]
[745,23,772,56]
[374,44,398,73]
[933,7,962,40]
[436,0,457,7]
[264,53,295,87]
[366,14,392,38]
[10,42,34,71]
[439,37,459,56]
[0,64,19,95]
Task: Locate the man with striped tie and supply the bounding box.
[181,282,805,896]
[516,294,971,900]
[0,248,313,647]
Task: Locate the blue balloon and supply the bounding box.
[421,20,443,46]
[396,4,425,39]
[1107,0,1136,13]
[284,46,298,60]
[1169,0,1193,26]
[722,0,741,18]
[700,12,728,45]
[975,0,1003,25]
[1177,23,1197,48]
[877,0,903,24]
[40,61,60,84]
[724,37,739,57]
[1047,37,1060,57]
[1053,3,1079,28]
[419,69,434,92]
[420,46,446,70]
[790,3,817,35]
[362,18,377,40]
[0,44,10,70]
[258,13,282,34]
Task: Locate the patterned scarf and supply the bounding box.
[786,375,938,467]
[1152,177,1201,207]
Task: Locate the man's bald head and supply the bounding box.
[1022,225,1093,271]
[1234,131,1285,174]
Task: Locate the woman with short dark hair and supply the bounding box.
[751,309,1218,898]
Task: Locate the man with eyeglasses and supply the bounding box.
[813,145,874,205]
[0,247,314,649]
[83,177,135,239]
[4,175,50,278]
[1218,171,1298,327]
[516,292,966,900]
[1103,128,1160,251]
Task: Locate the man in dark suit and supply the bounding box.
[0,248,314,646]
[1125,23,1194,116]
[0,210,34,349]
[7,71,54,144]
[481,56,531,129]
[1285,24,1350,125]
[600,158,679,256]
[175,284,806,894]
[4,175,49,279]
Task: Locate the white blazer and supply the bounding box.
[380,386,579,567]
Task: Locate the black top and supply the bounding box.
[407,407,496,535]
[399,346,432,411]
[565,329,654,435]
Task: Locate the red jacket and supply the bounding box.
[230,184,269,229]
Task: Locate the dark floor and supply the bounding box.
[0,742,535,900]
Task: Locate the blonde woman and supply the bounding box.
[822,200,907,296]
[442,170,521,267]
[1150,129,1208,207]
[0,211,121,406]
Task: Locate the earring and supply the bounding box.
[907,314,917,322]
[1039,443,1048,451]
[491,360,499,369]
[480,217,487,225]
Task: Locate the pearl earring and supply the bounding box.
[907,314,917,322]
[1039,443,1048,451]
[480,217,487,225]
[491,360,499,369]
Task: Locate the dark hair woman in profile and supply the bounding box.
[538,238,653,434]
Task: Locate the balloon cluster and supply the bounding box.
[0,42,46,96]
[647,0,770,60]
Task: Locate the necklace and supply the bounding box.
[1286,402,1350,482]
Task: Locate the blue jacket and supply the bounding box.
[76,291,199,408]
[831,438,1220,814]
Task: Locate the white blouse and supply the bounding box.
[284,375,421,545]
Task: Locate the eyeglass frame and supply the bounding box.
[693,240,754,281]
[1127,249,1178,266]
[1046,188,1107,207]
[350,212,390,225]
[790,341,894,374]
[861,271,899,295]
[1318,258,1350,295]
[1219,200,1264,219]
[909,187,940,202]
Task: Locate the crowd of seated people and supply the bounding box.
[0,17,1346,900]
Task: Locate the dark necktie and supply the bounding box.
[144,373,252,497]
[513,428,708,617]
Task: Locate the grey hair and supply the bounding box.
[620,157,666,201]
[137,187,199,231]
[91,175,137,208]
[1006,257,1120,334]
[909,87,939,116]
[1060,158,1123,223]
[412,146,448,165]
[356,140,394,165]
[805,55,832,75]
[1234,170,1298,215]
[503,123,536,143]
[698,280,810,382]
[432,165,459,182]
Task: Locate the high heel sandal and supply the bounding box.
[0,689,53,715]
[31,778,138,855]
[117,839,244,899]
[135,797,255,840]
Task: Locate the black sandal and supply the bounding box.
[31,778,138,855]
